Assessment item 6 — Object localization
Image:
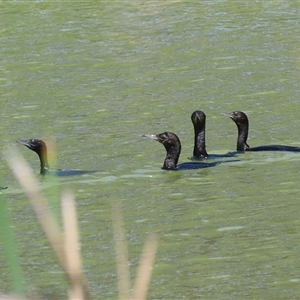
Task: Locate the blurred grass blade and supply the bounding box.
[5,147,157,299]
[42,137,61,221]
[5,148,90,299]
[4,148,66,267]
[61,190,85,300]
[0,296,27,300]
[111,203,131,300]
[0,191,24,296]
[132,233,158,300]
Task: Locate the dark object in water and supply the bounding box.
[17,139,96,176]
[143,131,227,170]
[223,111,300,152]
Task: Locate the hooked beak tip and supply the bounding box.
[221,113,233,119]
[143,134,158,140]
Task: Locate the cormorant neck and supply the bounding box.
[193,125,208,158]
[37,149,50,175]
[162,142,181,170]
[236,122,250,152]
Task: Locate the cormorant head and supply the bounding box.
[143,132,180,150]
[191,110,206,127]
[17,139,47,155]
[222,111,249,125]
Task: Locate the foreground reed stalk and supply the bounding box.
[62,190,85,300]
[5,148,158,299]
[5,149,88,299]
[112,203,159,300]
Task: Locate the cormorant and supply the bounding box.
[143,132,224,170]
[223,111,300,152]
[17,139,96,176]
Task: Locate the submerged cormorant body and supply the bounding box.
[191,110,236,159]
[223,111,300,152]
[17,139,96,176]
[143,132,225,170]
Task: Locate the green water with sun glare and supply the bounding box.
[1,1,300,299]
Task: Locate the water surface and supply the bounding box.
[1,1,300,299]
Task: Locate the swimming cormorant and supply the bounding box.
[17,139,96,176]
[143,132,223,170]
[223,111,300,152]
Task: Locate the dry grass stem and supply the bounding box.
[0,297,27,300]
[61,190,85,300]
[5,148,66,267]
[111,204,131,300]
[5,148,157,300]
[132,233,158,300]
[5,149,90,299]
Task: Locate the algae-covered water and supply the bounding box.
[1,1,300,299]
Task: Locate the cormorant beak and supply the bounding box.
[143,134,158,141]
[221,113,233,119]
[16,139,33,149]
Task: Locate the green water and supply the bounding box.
[1,1,300,299]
